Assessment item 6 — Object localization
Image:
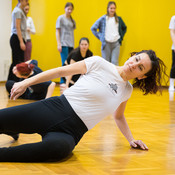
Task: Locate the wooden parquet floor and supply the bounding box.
[0,82,175,175]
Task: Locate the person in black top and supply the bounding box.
[62,37,93,90]
[6,60,56,100]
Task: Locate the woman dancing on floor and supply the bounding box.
[0,50,167,162]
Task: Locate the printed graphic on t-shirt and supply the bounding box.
[109,83,118,94]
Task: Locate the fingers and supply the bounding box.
[10,90,17,100]
[130,141,137,148]
[130,140,149,150]
[10,87,21,100]
[10,88,15,100]
[142,142,149,150]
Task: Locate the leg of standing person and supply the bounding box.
[8,34,25,81]
[101,42,112,62]
[68,47,74,54]
[60,46,69,84]
[0,96,87,162]
[169,50,175,91]
[111,41,120,65]
[24,40,32,62]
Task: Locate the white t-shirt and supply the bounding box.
[56,15,76,47]
[169,15,175,50]
[26,17,36,40]
[105,16,120,43]
[63,56,133,130]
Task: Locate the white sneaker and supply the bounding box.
[169,86,175,91]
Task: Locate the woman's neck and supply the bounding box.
[108,14,115,17]
[80,50,86,58]
[18,3,23,10]
[65,14,71,18]
[116,66,127,81]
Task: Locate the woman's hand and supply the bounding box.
[20,41,26,51]
[27,28,31,33]
[57,44,62,52]
[10,82,27,100]
[130,140,148,150]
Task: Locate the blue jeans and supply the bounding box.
[60,46,73,84]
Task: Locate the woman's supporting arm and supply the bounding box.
[114,101,148,150]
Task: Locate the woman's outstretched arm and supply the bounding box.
[114,101,148,150]
[10,60,87,100]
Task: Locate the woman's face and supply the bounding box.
[24,5,29,15]
[20,0,28,8]
[79,40,89,53]
[122,53,152,80]
[65,5,73,16]
[108,4,116,17]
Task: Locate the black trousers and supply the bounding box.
[8,34,25,81]
[170,50,175,78]
[5,80,46,100]
[0,95,88,162]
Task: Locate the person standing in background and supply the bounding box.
[91,1,127,65]
[24,3,36,62]
[56,2,76,86]
[8,0,28,81]
[169,15,175,91]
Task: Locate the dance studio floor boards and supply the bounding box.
[0,83,174,175]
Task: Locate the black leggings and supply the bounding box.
[0,95,88,162]
[170,50,175,78]
[8,34,25,81]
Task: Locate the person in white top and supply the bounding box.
[24,3,36,61]
[169,16,175,91]
[0,50,167,162]
[91,1,127,65]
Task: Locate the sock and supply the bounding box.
[169,78,175,90]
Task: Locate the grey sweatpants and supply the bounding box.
[102,40,120,65]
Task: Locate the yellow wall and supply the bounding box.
[12,0,175,83]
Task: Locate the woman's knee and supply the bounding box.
[42,132,75,160]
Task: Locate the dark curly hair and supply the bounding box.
[132,50,168,95]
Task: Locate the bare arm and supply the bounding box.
[114,101,148,150]
[25,60,32,64]
[10,60,87,100]
[45,82,56,99]
[56,28,62,52]
[170,29,175,51]
[29,18,36,34]
[16,18,25,51]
